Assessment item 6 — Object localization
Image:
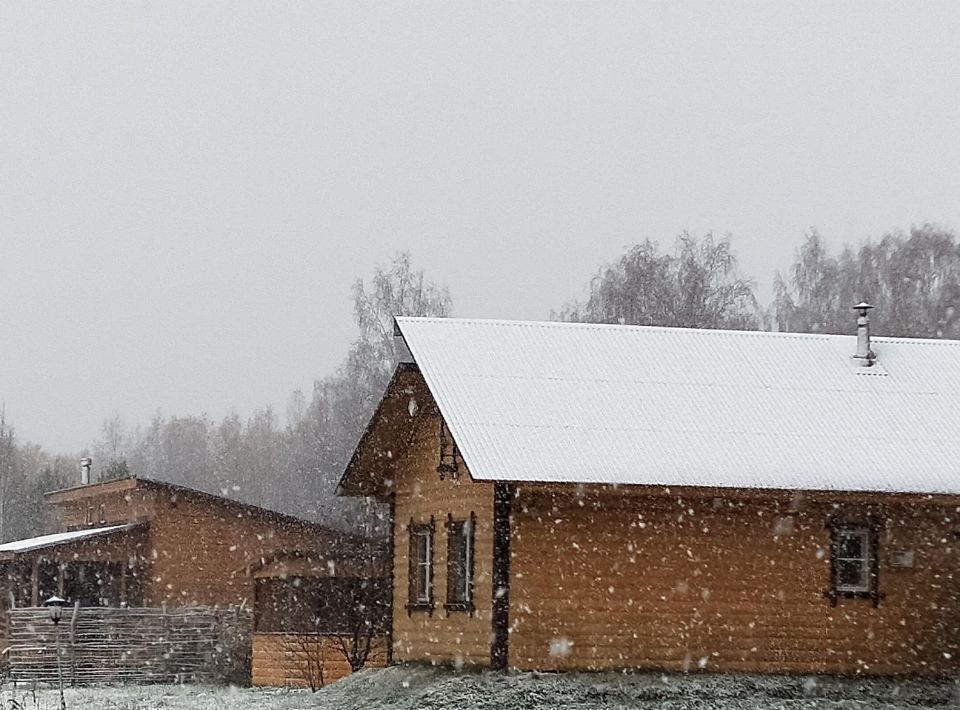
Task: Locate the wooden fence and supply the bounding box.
[7,606,251,685]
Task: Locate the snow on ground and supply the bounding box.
[2,666,959,709]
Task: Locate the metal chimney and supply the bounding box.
[80,457,92,485]
[853,302,876,366]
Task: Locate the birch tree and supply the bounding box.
[773,225,960,338]
[557,233,761,330]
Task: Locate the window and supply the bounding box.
[407,520,434,611]
[835,527,871,592]
[446,514,475,612]
[827,521,881,605]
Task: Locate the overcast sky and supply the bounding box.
[3,1,960,453]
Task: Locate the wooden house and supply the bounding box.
[0,477,385,685]
[0,476,345,610]
[339,313,960,676]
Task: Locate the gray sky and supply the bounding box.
[3,1,960,453]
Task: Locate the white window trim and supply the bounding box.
[415,529,432,604]
[835,526,872,594]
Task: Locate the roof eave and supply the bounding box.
[0,522,149,561]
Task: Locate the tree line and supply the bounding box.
[0,412,76,542]
[87,252,451,532]
[557,224,960,339]
[3,225,958,541]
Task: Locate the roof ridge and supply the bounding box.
[396,316,960,345]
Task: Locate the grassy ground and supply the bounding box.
[1,665,958,709]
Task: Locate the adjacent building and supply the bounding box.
[0,476,346,610]
[0,476,372,685]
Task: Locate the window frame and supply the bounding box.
[826,518,882,607]
[406,519,435,613]
[834,527,871,593]
[445,512,476,614]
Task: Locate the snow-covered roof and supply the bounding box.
[0,523,140,556]
[395,317,960,496]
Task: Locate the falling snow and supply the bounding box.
[548,638,573,658]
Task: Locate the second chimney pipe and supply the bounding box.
[853,302,876,366]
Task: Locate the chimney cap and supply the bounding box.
[852,302,874,313]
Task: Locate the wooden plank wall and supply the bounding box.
[48,480,344,612]
[8,606,251,685]
[509,488,960,675]
[251,633,386,688]
[391,412,495,666]
[145,495,336,608]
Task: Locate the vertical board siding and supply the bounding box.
[392,413,495,666]
[509,489,960,675]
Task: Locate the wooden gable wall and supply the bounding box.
[391,410,495,666]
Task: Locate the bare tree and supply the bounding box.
[0,411,74,541]
[79,252,453,534]
[557,233,761,330]
[92,414,129,480]
[331,574,389,673]
[773,225,960,338]
[282,631,327,691]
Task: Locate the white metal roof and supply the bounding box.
[0,524,139,555]
[396,317,960,495]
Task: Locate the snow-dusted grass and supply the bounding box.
[0,683,316,710]
[2,666,958,709]
[320,666,960,710]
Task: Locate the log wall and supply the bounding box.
[47,479,344,610]
[508,487,960,675]
[251,633,387,688]
[144,493,331,608]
